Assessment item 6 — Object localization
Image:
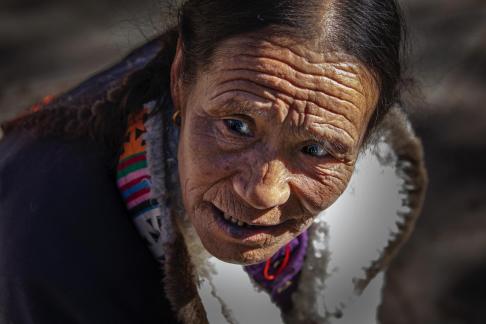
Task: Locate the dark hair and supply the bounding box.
[3,0,406,155]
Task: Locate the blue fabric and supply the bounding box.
[0,132,180,324]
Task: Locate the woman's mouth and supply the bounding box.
[221,211,263,228]
[208,202,293,246]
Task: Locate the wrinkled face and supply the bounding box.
[173,32,379,265]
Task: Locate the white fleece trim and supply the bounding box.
[333,272,385,324]
[288,136,410,323]
[176,214,283,324]
[143,100,176,259]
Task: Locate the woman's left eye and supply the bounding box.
[223,119,252,137]
[302,143,328,158]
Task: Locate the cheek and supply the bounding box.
[293,163,354,212]
[180,113,256,179]
[180,133,235,180]
[177,115,242,206]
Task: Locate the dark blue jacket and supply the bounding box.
[0,131,179,323]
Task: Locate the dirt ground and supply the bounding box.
[1,1,485,323]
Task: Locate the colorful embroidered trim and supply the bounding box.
[116,103,165,260]
[117,110,150,210]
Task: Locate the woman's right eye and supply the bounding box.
[301,143,328,158]
[223,119,253,137]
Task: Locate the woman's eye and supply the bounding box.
[302,143,328,158]
[223,119,252,137]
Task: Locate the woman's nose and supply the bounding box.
[233,159,291,210]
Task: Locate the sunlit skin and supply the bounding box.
[171,30,379,265]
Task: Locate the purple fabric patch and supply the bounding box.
[244,230,308,309]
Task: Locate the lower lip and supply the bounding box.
[209,203,290,246]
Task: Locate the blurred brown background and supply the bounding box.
[1,1,485,323]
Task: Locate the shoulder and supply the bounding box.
[0,131,178,323]
[0,132,124,277]
[0,131,117,224]
[0,131,117,213]
[0,130,113,179]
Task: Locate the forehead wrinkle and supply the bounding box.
[212,72,359,136]
[210,77,297,121]
[233,52,364,98]
[225,63,363,112]
[228,37,367,91]
[233,34,336,66]
[308,121,355,145]
[250,39,364,79]
[218,51,366,104]
[285,109,356,148]
[290,101,359,141]
[214,67,363,127]
[212,34,378,122]
[210,76,282,102]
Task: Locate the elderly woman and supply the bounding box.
[0,0,427,323]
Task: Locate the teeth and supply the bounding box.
[223,213,247,227]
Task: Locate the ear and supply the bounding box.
[170,35,184,113]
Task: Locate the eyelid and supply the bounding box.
[225,113,254,124]
[306,134,352,158]
[301,139,350,162]
[227,114,256,128]
[301,139,328,150]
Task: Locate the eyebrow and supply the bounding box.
[212,97,273,119]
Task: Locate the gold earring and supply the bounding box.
[172,110,181,127]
